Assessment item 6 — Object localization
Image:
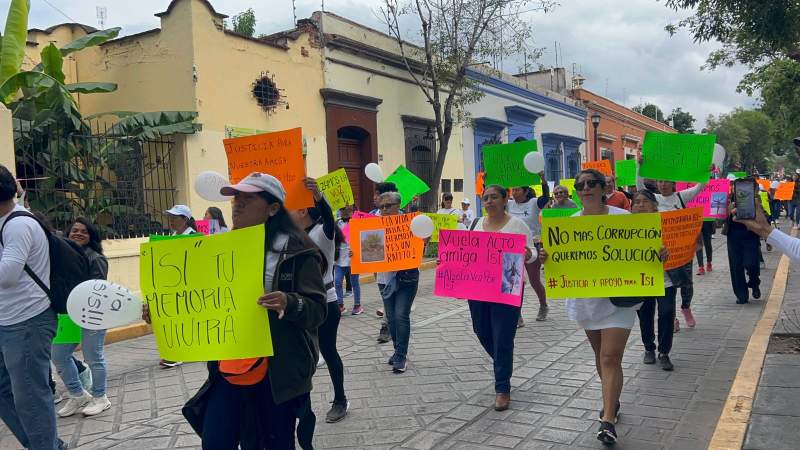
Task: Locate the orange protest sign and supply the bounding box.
[582,160,613,176]
[349,213,424,274]
[475,171,485,196]
[223,127,313,210]
[774,182,796,201]
[661,207,703,270]
[757,179,771,192]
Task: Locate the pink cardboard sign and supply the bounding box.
[434,229,527,307]
[676,179,730,219]
[346,211,375,244]
[195,219,211,235]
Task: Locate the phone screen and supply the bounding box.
[734,179,757,220]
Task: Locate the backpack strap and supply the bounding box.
[469,218,480,231]
[0,211,53,299]
[677,192,686,209]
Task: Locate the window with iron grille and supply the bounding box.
[454,179,463,192]
[13,119,179,238]
[441,178,451,193]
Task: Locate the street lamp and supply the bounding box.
[591,113,601,161]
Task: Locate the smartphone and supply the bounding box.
[733,178,757,220]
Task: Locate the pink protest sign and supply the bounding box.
[352,211,375,219]
[195,219,211,235]
[676,179,730,219]
[345,211,375,243]
[434,229,527,306]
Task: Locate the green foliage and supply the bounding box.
[664,0,800,68]
[65,82,118,94]
[0,0,29,85]
[667,107,696,134]
[705,108,775,172]
[104,111,200,139]
[632,103,667,123]
[40,44,65,84]
[232,8,256,38]
[58,27,120,57]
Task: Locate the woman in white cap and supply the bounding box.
[160,204,197,368]
[170,172,328,450]
[460,198,475,225]
[165,204,197,236]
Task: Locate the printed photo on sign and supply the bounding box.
[360,230,386,263]
[710,193,727,217]
[501,253,524,296]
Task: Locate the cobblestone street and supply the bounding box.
[0,234,789,450]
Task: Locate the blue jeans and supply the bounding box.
[52,329,107,396]
[379,278,418,359]
[334,265,360,306]
[0,309,64,450]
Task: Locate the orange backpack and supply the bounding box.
[218,358,268,386]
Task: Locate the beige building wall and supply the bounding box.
[0,105,13,175]
[318,13,464,197]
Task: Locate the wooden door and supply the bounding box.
[337,138,363,210]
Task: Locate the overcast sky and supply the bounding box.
[11,0,756,127]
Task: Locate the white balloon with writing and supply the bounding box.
[67,280,144,330]
[523,152,545,173]
[712,144,726,169]
[365,163,385,183]
[195,171,231,202]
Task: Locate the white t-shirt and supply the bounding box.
[461,208,475,225]
[309,223,337,303]
[472,215,533,246]
[0,205,51,326]
[336,220,351,267]
[564,206,629,323]
[507,198,542,239]
[656,183,705,212]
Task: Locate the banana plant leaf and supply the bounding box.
[104,111,199,139]
[65,82,117,94]
[0,0,30,85]
[40,43,65,84]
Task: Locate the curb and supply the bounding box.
[708,229,796,450]
[104,259,440,344]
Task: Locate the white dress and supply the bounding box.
[565,207,639,330]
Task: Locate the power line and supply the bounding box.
[42,0,78,23]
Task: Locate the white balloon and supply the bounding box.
[365,163,385,183]
[410,214,434,239]
[523,152,545,174]
[195,171,230,202]
[726,173,736,180]
[712,144,726,169]
[67,280,143,330]
[529,247,538,262]
[771,181,780,190]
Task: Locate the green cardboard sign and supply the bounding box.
[542,207,581,218]
[483,140,541,187]
[149,233,204,242]
[53,314,81,344]
[640,132,715,183]
[730,171,747,179]
[384,165,431,208]
[615,160,637,187]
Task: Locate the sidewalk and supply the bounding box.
[0,231,788,449]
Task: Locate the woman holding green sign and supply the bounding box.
[145,172,328,450]
[539,169,636,446]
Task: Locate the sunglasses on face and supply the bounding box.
[554,191,568,196]
[379,202,399,210]
[575,180,602,191]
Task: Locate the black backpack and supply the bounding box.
[0,211,91,313]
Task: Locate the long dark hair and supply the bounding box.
[483,184,509,199]
[69,217,104,255]
[441,192,453,208]
[205,206,228,229]
[257,192,326,270]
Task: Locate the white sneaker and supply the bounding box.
[57,391,92,417]
[53,391,64,404]
[82,395,111,416]
[78,367,93,393]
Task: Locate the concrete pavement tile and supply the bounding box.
[759,364,800,388]
[743,413,800,450]
[752,386,800,416]
[531,427,579,444]
[400,430,448,450]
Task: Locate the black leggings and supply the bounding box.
[319,302,346,404]
[696,221,714,266]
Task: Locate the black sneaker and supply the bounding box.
[325,401,349,423]
[643,350,656,364]
[387,354,397,365]
[598,401,621,423]
[597,421,617,445]
[752,286,761,299]
[658,353,674,371]
[392,355,407,373]
[377,324,390,343]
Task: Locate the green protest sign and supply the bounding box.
[317,168,354,212]
[53,314,81,344]
[423,213,458,243]
[730,171,747,179]
[640,132,715,183]
[149,233,204,242]
[615,160,637,186]
[384,165,431,208]
[482,140,541,187]
[542,207,581,218]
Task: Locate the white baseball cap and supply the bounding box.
[461,198,471,205]
[165,204,193,218]
[220,172,286,203]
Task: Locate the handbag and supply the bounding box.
[609,297,644,307]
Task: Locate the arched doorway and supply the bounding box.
[336,126,372,211]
